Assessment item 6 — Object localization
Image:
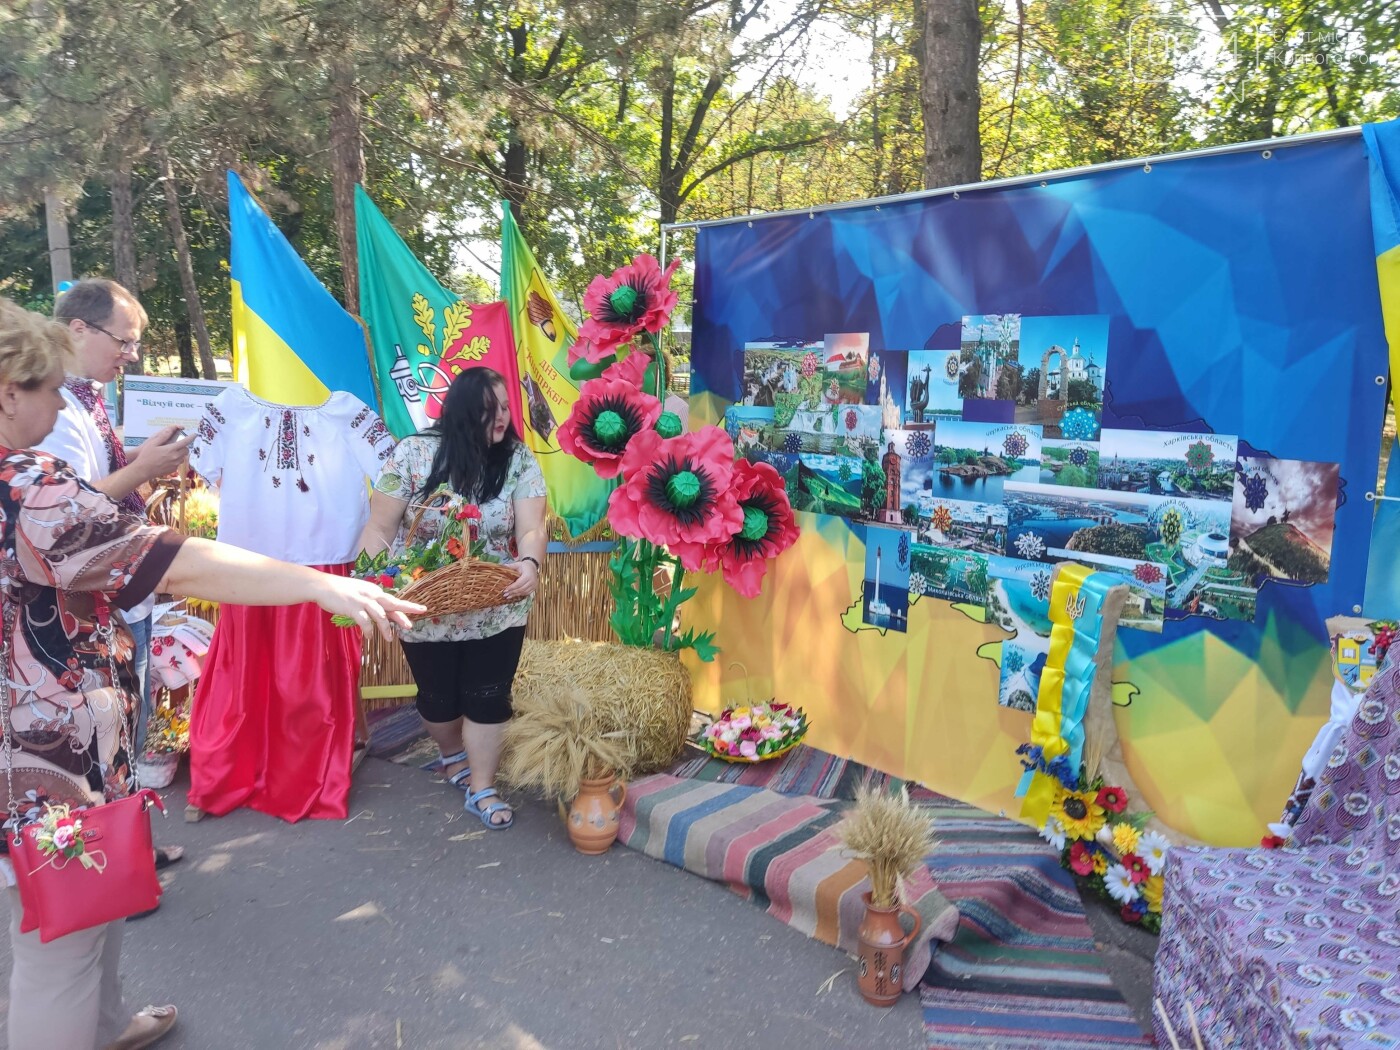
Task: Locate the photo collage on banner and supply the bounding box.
[737,317,1342,685]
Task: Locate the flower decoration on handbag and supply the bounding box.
[1017,744,1166,933]
[31,802,103,872]
[557,255,800,661]
[701,702,809,762]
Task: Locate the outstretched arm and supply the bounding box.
[157,538,422,639]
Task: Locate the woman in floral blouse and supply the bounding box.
[358,368,548,830]
[0,299,421,1050]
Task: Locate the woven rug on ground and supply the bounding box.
[619,773,960,992]
[666,742,900,799]
[918,794,1153,1049]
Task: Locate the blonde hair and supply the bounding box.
[0,298,73,387]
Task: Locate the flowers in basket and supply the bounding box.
[1018,744,1168,932]
[701,702,808,762]
[331,505,493,626]
[558,254,800,660]
[144,695,191,757]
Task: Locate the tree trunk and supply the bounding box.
[330,59,365,314]
[501,25,531,226]
[155,147,218,380]
[173,316,198,379]
[111,154,142,375]
[43,188,73,294]
[920,0,982,189]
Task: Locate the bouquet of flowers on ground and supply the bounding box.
[558,254,800,660]
[1018,745,1168,932]
[331,505,495,626]
[701,701,809,762]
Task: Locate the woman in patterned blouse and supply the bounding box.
[0,299,422,1050]
[358,368,548,830]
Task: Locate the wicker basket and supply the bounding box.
[399,559,525,618]
[136,751,181,790]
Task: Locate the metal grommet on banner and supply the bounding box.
[952,191,960,199]
[1262,150,1273,159]
[1354,604,1364,614]
[1376,375,1387,385]
[1143,163,1152,173]
[1039,181,1047,187]
[875,205,881,211]
[1367,491,1377,501]
[746,221,753,228]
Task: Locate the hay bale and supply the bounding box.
[512,639,693,776]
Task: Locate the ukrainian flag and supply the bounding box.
[227,171,378,408]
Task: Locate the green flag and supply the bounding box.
[356,187,523,438]
[500,203,615,538]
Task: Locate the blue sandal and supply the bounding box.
[435,750,472,791]
[466,787,514,829]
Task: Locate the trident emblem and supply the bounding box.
[1065,591,1086,620]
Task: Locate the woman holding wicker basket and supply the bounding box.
[357,368,547,829]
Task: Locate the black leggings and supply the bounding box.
[401,627,526,726]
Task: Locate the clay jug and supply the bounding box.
[567,774,627,855]
[856,891,922,1006]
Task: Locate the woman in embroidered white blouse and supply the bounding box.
[357,369,548,830]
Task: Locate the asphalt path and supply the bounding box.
[0,756,926,1049]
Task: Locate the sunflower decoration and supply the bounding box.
[1051,786,1106,840]
[931,504,954,534]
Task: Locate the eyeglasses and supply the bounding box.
[82,319,141,356]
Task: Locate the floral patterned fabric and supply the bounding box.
[374,435,546,643]
[0,450,185,849]
[1153,661,1400,1048]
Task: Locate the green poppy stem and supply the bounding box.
[664,562,684,649]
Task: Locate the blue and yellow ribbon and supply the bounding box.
[1018,565,1119,825]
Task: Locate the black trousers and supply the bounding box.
[400,626,526,726]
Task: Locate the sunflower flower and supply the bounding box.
[1051,787,1106,840]
[1142,874,1165,913]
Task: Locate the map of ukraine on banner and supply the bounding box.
[356,187,522,438]
[500,202,615,538]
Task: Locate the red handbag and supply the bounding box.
[2,597,167,942]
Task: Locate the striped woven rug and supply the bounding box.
[666,742,900,798]
[918,795,1153,1049]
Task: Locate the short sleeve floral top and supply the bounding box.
[0,450,185,848]
[374,436,547,643]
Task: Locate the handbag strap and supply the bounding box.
[92,596,142,795]
[2,597,21,843]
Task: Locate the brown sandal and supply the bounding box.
[103,1004,178,1050]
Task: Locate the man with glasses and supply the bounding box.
[45,279,193,899]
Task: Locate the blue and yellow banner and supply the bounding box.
[227,171,378,409]
[685,130,1390,846]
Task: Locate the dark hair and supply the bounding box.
[53,278,148,329]
[417,368,520,503]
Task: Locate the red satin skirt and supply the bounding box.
[187,563,362,822]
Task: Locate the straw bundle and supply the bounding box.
[511,639,694,776]
[524,549,616,643]
[498,685,634,801]
[837,784,938,909]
